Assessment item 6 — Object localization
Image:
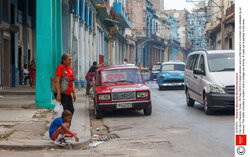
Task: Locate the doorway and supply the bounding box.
[3,38,11,87]
[18,47,22,85]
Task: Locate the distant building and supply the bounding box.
[205,0,235,50]
[187,6,209,52]
[168,15,180,61]
[150,0,164,11]
[165,9,190,61]
[126,0,167,67]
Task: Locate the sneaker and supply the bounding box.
[54,138,67,147]
[61,138,68,144]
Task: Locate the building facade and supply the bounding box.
[187,6,208,52]
[165,9,190,61]
[168,15,180,61]
[205,0,235,50]
[126,0,167,68]
[0,0,35,88]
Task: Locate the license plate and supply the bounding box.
[117,103,132,109]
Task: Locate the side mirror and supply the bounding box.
[194,68,205,75]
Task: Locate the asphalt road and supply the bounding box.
[0,83,234,157]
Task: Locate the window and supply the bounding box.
[162,64,185,71]
[174,13,179,18]
[229,38,233,49]
[79,0,83,20]
[193,55,200,70]
[85,2,88,25]
[208,53,235,72]
[198,55,205,72]
[186,54,199,70]
[3,0,9,21]
[89,8,93,29]
[101,69,143,84]
[73,0,79,15]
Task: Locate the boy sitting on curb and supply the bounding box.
[49,110,79,146]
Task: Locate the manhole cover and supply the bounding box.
[97,134,119,141]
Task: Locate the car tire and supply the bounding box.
[186,89,195,107]
[159,85,163,90]
[203,94,213,115]
[143,103,152,116]
[94,104,103,119]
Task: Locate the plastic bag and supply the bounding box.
[54,101,64,117]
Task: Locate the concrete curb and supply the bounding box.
[0,89,92,151]
[0,137,92,150]
[0,103,36,109]
[0,91,35,96]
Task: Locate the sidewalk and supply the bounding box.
[0,89,91,150]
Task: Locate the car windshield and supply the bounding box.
[152,65,161,71]
[101,69,143,84]
[161,64,185,71]
[208,53,235,72]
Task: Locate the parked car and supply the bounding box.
[150,63,161,80]
[157,61,185,90]
[93,65,152,119]
[141,67,151,81]
[184,50,235,114]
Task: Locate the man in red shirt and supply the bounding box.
[55,54,76,115]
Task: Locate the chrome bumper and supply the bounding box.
[160,83,185,86]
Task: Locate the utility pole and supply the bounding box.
[221,0,225,50]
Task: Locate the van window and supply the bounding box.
[186,54,199,70]
[193,55,200,70]
[208,53,234,72]
[198,55,205,72]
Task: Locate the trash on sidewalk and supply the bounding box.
[89,141,104,147]
[0,96,3,99]
[92,134,99,140]
[96,128,100,131]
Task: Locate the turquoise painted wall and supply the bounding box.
[36,0,62,109]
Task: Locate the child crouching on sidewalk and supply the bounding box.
[49,110,79,146]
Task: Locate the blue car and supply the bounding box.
[157,61,185,90]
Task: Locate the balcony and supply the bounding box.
[226,4,235,17]
[113,2,131,28]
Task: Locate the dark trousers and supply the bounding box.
[55,94,74,115]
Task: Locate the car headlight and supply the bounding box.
[137,91,149,98]
[98,94,111,100]
[209,84,225,94]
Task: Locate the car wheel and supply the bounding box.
[143,103,152,116]
[94,104,103,119]
[186,89,195,107]
[159,85,163,90]
[203,94,213,115]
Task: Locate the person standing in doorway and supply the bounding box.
[55,54,76,116]
[23,64,30,85]
[29,60,36,88]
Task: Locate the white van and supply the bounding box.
[184,50,234,114]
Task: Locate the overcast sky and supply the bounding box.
[164,0,195,11]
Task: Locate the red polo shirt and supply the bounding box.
[56,64,75,95]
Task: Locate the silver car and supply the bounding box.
[184,50,235,114]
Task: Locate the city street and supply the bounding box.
[0,84,234,157]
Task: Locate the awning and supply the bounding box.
[104,18,119,27]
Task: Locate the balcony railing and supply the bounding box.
[113,2,131,28]
[226,4,235,17]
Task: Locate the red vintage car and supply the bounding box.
[93,65,152,119]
